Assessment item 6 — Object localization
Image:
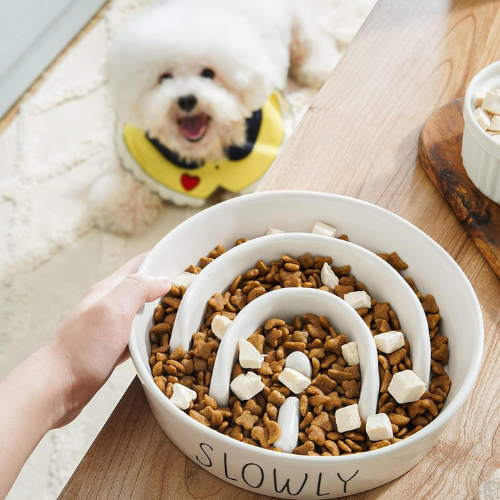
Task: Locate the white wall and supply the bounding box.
[0,0,108,118]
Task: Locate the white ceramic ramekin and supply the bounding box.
[462,60,500,203]
[129,191,483,499]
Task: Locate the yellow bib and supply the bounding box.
[122,92,286,199]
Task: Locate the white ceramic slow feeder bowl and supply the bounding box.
[171,233,431,385]
[209,287,379,420]
[274,396,301,454]
[129,191,483,499]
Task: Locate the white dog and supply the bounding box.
[91,0,338,234]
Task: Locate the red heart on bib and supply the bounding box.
[181,174,200,191]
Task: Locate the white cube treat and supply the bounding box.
[344,291,372,309]
[211,314,232,339]
[341,342,360,366]
[473,89,487,107]
[374,331,405,354]
[321,263,339,289]
[489,115,500,132]
[482,90,500,115]
[388,370,426,404]
[170,383,197,410]
[230,371,265,401]
[335,404,361,433]
[238,338,262,369]
[266,227,285,235]
[366,413,393,441]
[172,271,197,289]
[278,367,311,394]
[312,221,337,238]
[474,107,491,130]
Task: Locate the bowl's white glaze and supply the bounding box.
[129,191,483,499]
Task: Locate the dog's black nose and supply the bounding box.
[178,94,197,111]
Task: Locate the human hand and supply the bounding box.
[0,253,170,498]
[47,253,171,427]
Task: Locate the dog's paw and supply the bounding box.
[293,57,338,89]
[89,171,162,235]
[292,38,340,89]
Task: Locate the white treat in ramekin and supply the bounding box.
[462,61,500,203]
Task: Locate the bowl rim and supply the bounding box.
[129,190,484,464]
[463,59,500,158]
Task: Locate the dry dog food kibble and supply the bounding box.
[149,237,452,455]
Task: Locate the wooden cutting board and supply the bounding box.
[418,98,500,279]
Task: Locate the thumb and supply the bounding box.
[102,273,171,315]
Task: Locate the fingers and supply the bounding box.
[79,253,149,309]
[100,273,171,317]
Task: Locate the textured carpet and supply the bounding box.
[0,0,376,498]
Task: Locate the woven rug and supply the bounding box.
[0,0,376,498]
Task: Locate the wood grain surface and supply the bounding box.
[59,0,500,498]
[419,98,500,279]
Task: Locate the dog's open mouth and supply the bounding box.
[178,114,209,142]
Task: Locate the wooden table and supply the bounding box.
[59,0,500,498]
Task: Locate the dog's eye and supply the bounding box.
[201,68,215,79]
[159,72,173,82]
